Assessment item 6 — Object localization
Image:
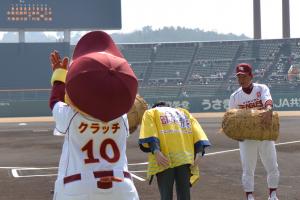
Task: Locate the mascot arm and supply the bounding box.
[49,81,66,110]
[49,50,68,110]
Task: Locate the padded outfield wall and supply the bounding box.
[0,94,299,117]
[144,94,300,112]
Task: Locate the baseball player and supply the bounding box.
[229,63,280,200]
[49,31,139,200]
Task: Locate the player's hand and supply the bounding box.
[194,153,201,166]
[50,50,69,71]
[154,151,169,168]
[260,109,273,128]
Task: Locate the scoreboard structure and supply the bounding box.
[0,0,123,117]
[0,0,121,30]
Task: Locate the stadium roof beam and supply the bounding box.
[282,0,290,38]
[253,0,261,39]
[18,30,25,43]
[63,29,71,43]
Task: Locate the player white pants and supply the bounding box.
[53,172,139,200]
[239,140,280,192]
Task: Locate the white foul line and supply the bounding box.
[10,168,147,181]
[130,170,147,173]
[206,140,300,156]
[0,162,147,169]
[0,166,58,169]
[128,162,148,165]
[275,140,300,146]
[130,173,146,181]
[3,140,300,180]
[206,148,239,156]
[11,169,57,178]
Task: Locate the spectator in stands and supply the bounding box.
[138,102,210,200]
[181,90,189,97]
[140,72,144,79]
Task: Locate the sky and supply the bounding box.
[1,0,300,40]
[114,0,300,39]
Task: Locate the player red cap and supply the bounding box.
[236,63,253,77]
[65,31,138,122]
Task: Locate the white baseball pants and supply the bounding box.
[239,140,280,192]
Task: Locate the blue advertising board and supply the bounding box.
[0,94,299,117]
[144,94,300,112]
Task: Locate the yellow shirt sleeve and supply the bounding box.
[139,110,158,139]
[191,116,208,142]
[139,109,159,150]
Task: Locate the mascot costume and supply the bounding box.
[49,31,140,200]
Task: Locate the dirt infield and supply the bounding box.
[0,114,299,200]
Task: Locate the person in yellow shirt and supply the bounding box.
[139,102,211,200]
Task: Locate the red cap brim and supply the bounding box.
[236,72,248,76]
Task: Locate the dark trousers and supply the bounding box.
[156,164,191,200]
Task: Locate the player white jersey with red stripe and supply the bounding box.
[229,83,273,109]
[53,101,129,180]
[53,101,129,178]
[53,102,139,200]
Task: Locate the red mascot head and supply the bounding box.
[65,31,138,122]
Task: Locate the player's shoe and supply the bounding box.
[247,193,255,200]
[268,191,279,200]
